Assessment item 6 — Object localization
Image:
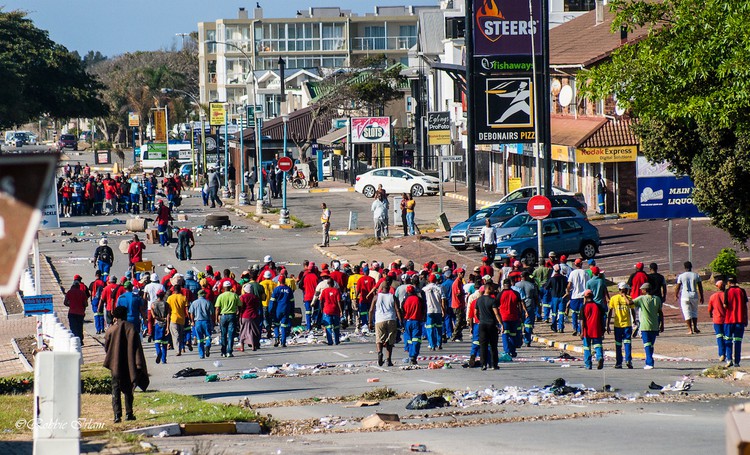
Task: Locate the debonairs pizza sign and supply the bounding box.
[473,0,542,58]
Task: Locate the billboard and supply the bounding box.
[153,109,167,143]
[351,117,391,144]
[576,145,637,164]
[427,112,452,145]
[475,75,536,143]
[636,157,705,219]
[209,103,226,126]
[473,0,542,59]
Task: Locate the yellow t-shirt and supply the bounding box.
[166,293,188,325]
[608,293,634,328]
[406,199,415,213]
[259,279,277,308]
[347,273,362,300]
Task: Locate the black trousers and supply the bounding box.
[111,375,134,418]
[401,211,408,236]
[478,323,499,368]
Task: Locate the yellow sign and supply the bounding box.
[551,145,571,162]
[209,103,226,126]
[153,110,167,143]
[128,112,140,127]
[508,177,522,193]
[428,130,452,145]
[576,145,637,163]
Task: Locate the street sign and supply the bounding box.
[277,156,293,173]
[527,195,552,220]
[440,155,464,163]
[23,294,54,316]
[128,112,140,127]
[0,154,58,295]
[427,112,452,145]
[209,103,227,126]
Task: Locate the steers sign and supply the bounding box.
[0,154,59,295]
[473,0,542,58]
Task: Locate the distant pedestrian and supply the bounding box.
[369,278,401,366]
[596,173,606,214]
[544,265,568,333]
[176,227,195,261]
[150,290,170,364]
[607,282,636,369]
[320,203,331,247]
[214,281,240,357]
[633,282,664,369]
[94,238,114,275]
[208,167,223,208]
[405,194,416,236]
[64,278,88,343]
[246,168,257,202]
[708,279,726,362]
[581,289,605,370]
[675,261,704,334]
[104,306,149,423]
[127,234,145,269]
[723,276,748,367]
[371,192,388,241]
[400,193,409,236]
[480,218,498,263]
[89,270,107,334]
[516,271,539,347]
[155,200,173,247]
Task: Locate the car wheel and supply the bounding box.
[411,184,424,197]
[153,168,163,177]
[473,245,482,252]
[363,185,376,198]
[453,245,468,251]
[521,249,537,266]
[580,241,598,259]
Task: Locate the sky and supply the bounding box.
[3,0,441,57]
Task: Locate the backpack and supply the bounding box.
[99,247,112,263]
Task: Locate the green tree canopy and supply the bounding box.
[0,9,107,128]
[582,0,750,245]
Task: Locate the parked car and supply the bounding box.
[456,195,588,251]
[449,204,501,250]
[494,185,588,212]
[495,218,601,265]
[493,207,586,242]
[355,166,439,198]
[57,134,78,151]
[9,132,30,148]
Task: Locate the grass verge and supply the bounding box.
[357,237,382,248]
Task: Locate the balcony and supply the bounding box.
[352,36,417,51]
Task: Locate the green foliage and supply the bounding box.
[709,248,739,278]
[95,140,112,150]
[0,373,111,395]
[0,9,108,128]
[580,0,750,244]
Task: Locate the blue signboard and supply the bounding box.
[23,295,54,316]
[637,176,705,219]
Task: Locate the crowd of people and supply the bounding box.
[58,163,185,217]
[64,249,748,373]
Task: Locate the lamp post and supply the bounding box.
[160,88,205,187]
[280,114,290,224]
[205,39,265,214]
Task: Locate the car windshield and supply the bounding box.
[503,214,530,228]
[467,207,495,222]
[403,168,426,177]
[513,224,538,238]
[15,133,28,140]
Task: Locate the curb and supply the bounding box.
[532,333,704,362]
[126,421,262,437]
[225,204,294,230]
[314,244,342,262]
[10,337,34,372]
[443,192,495,207]
[308,187,355,193]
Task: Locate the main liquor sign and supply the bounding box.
[472,0,543,145]
[351,117,391,144]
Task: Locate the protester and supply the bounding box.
[176,227,195,261]
[64,278,88,343]
[116,281,147,336]
[238,284,262,351]
[402,285,425,365]
[189,290,213,358]
[499,278,524,358]
[166,282,188,355]
[320,278,343,345]
[580,289,605,370]
[707,279,726,361]
[607,282,637,369]
[127,235,145,269]
[320,203,331,247]
[633,283,664,369]
[675,261,704,335]
[724,276,748,367]
[422,273,444,350]
[370,278,400,366]
[476,282,502,370]
[94,238,114,275]
[215,281,240,357]
[269,275,295,347]
[150,290,170,364]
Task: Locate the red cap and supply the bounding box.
[455,268,465,274]
[278,275,286,282]
[560,255,567,262]
[320,270,329,277]
[321,263,329,270]
[428,273,437,283]
[423,262,430,270]
[406,285,415,293]
[431,264,439,271]
[635,262,644,270]
[574,258,582,265]
[205,265,213,272]
[73,274,82,281]
[482,256,489,262]
[590,266,600,275]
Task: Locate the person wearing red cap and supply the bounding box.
[422,273,445,350]
[533,260,553,322]
[89,270,107,334]
[155,199,172,247]
[127,234,146,269]
[476,282,502,369]
[479,257,494,282]
[545,265,568,333]
[566,259,588,336]
[320,278,343,345]
[101,275,126,327]
[585,266,610,324]
[499,278,525,358]
[580,289,605,369]
[64,277,88,343]
[355,269,377,331]
[723,277,748,367]
[627,262,649,301]
[402,285,425,364]
[450,268,467,341]
[708,279,727,361]
[302,263,320,331]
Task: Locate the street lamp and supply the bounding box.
[161,88,205,187]
[205,39,265,215]
[280,113,290,225]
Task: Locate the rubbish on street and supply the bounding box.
[648,381,663,390]
[367,378,380,383]
[361,413,401,429]
[205,374,219,382]
[405,393,449,410]
[410,444,428,452]
[344,400,380,408]
[172,367,206,378]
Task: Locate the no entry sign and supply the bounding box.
[277,156,293,173]
[527,195,551,220]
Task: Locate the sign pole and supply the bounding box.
[438,146,443,214]
[465,0,476,217]
[33,234,42,349]
[688,217,693,263]
[668,219,674,274]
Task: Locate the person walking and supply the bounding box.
[355,269,377,331]
[268,274,295,347]
[246,167,257,202]
[566,259,587,336]
[94,238,114,275]
[238,284,262,351]
[166,282,189,355]
[405,194,416,236]
[633,282,664,369]
[103,306,149,423]
[402,285,424,365]
[207,167,223,208]
[63,278,88,343]
[724,276,748,367]
[150,290,171,364]
[400,193,409,236]
[545,265,568,333]
[176,227,195,261]
[369,278,401,366]
[127,235,145,270]
[607,282,637,369]
[516,271,539,347]
[499,278,524,358]
[214,281,240,357]
[580,289,605,370]
[708,279,726,362]
[675,261,704,334]
[89,270,107,334]
[480,218,498,263]
[647,263,668,303]
[422,273,444,350]
[476,282,502,370]
[371,192,388,240]
[627,262,649,300]
[586,266,610,325]
[155,200,173,247]
[116,282,147,336]
[189,290,213,358]
[320,278,343,345]
[320,203,331,247]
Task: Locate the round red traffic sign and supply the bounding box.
[277,156,293,172]
[527,195,552,220]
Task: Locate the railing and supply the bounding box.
[352,36,417,51]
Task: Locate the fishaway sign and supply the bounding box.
[473,0,542,59]
[475,75,535,144]
[637,176,705,219]
[351,117,391,144]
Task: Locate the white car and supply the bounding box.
[494,185,588,211]
[355,166,439,197]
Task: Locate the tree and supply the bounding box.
[582,0,750,245]
[0,9,107,128]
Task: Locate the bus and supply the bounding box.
[140,142,194,177]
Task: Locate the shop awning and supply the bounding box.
[551,116,608,148]
[579,118,639,148]
[316,127,347,146]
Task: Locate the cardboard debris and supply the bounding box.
[344,400,380,408]
[361,413,401,429]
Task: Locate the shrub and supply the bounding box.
[709,248,739,278]
[0,373,111,395]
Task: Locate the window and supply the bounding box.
[372,169,388,177]
[550,209,575,218]
[398,25,417,49]
[363,26,386,50]
[493,205,518,217]
[559,219,583,234]
[322,23,345,50]
[206,30,217,53]
[543,223,560,236]
[390,169,406,178]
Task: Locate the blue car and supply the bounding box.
[495,218,601,265]
[449,204,501,250]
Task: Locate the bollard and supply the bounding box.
[33,352,81,455]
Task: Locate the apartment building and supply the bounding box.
[197,4,437,119]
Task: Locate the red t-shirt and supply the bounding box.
[582,302,605,339]
[630,271,649,300]
[321,287,342,316]
[329,270,346,290]
[356,275,377,304]
[65,287,88,315]
[240,293,261,319]
[479,265,494,279]
[708,292,725,324]
[101,283,125,311]
[403,295,424,321]
[303,272,320,301]
[725,286,749,324]
[508,270,522,284]
[60,185,72,198]
[127,241,145,264]
[451,278,466,309]
[499,289,522,321]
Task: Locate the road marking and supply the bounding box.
[332,351,349,358]
[418,379,441,385]
[645,413,693,417]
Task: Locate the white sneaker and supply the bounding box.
[644,365,654,370]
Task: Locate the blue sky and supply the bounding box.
[3,0,440,57]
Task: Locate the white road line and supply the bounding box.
[333,351,349,358]
[645,413,693,417]
[418,379,441,385]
